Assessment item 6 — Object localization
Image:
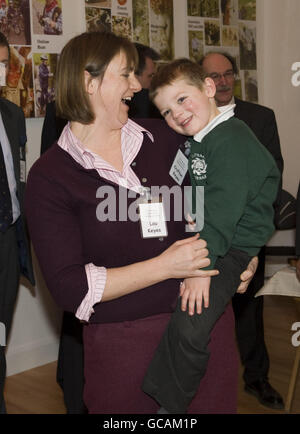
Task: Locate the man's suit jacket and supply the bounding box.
[0,98,34,285]
[234,98,284,175]
[234,98,283,217]
[233,98,284,288]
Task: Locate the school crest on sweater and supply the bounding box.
[190,153,207,181]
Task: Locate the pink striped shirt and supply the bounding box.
[57,119,153,322]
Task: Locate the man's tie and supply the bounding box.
[0,143,13,232]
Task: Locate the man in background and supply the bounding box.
[0,31,34,414]
[128,43,161,119]
[200,51,284,410]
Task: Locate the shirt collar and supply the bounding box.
[123,118,154,143]
[58,118,153,171]
[193,103,235,143]
[217,96,235,111]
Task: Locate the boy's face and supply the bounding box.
[154,78,218,137]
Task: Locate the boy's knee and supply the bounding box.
[169,308,209,346]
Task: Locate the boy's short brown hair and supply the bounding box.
[149,58,206,101]
[56,31,138,124]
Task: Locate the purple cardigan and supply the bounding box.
[25,119,190,324]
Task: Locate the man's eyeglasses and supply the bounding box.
[207,70,235,82]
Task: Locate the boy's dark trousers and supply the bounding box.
[142,248,251,414]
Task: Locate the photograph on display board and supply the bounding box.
[188,30,204,62]
[112,15,131,39]
[221,0,238,26]
[233,74,242,99]
[85,0,111,7]
[244,69,258,102]
[0,0,31,45]
[239,21,256,69]
[149,0,173,60]
[32,0,62,35]
[204,19,220,46]
[224,47,242,99]
[33,52,57,117]
[132,0,149,45]
[222,26,238,46]
[238,0,256,21]
[86,6,111,32]
[2,45,34,117]
[187,0,219,18]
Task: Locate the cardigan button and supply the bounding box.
[142,177,147,183]
[131,161,136,167]
[158,237,164,242]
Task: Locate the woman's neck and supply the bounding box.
[70,121,124,172]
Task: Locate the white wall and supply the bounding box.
[6,0,300,376]
[257,0,300,197]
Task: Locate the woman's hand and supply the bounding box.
[236,256,259,293]
[158,234,219,280]
[103,234,218,302]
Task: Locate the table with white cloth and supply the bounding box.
[255,266,300,412]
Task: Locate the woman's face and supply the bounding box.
[89,50,141,130]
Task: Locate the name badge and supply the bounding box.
[169,149,188,185]
[138,201,168,239]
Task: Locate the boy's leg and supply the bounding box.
[142,248,251,414]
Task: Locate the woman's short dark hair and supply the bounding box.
[56,32,138,124]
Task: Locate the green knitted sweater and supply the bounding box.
[188,117,280,269]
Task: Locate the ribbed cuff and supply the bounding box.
[75,264,107,322]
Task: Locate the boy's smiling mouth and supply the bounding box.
[181,116,193,127]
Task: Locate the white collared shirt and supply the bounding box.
[58,119,153,194]
[0,111,20,223]
[193,103,236,143]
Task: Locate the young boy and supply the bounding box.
[142,58,281,414]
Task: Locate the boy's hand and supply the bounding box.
[180,276,211,316]
[236,256,258,293]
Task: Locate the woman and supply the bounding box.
[25,32,255,413]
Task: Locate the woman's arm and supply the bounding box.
[103,235,217,302]
[25,164,218,313]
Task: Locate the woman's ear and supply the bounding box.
[84,70,97,95]
[203,77,216,98]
